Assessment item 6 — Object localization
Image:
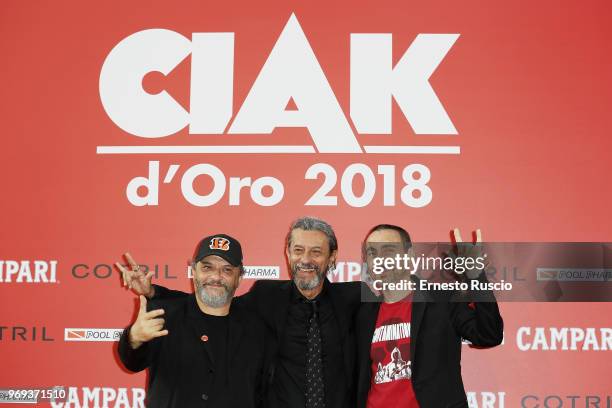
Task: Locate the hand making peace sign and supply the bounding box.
[451,227,486,279]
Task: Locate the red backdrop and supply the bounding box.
[1,0,611,407]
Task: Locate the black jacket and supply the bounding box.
[355,275,504,408]
[117,294,266,408]
[152,279,362,408]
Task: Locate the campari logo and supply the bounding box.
[516,327,612,351]
[50,387,145,408]
[0,260,58,283]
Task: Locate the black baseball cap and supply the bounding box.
[193,234,243,267]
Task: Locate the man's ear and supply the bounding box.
[407,247,415,259]
[329,249,338,267]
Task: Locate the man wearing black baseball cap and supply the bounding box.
[191,234,244,308]
[117,234,267,408]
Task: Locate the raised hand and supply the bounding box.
[451,228,485,279]
[115,252,155,298]
[128,295,168,349]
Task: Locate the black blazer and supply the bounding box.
[117,294,266,408]
[355,275,504,408]
[152,279,362,408]
[244,279,362,408]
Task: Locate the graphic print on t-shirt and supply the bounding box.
[367,298,418,408]
[371,319,411,383]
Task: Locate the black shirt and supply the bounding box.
[274,280,345,408]
[184,297,230,405]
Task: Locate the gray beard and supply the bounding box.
[294,272,322,291]
[292,263,326,291]
[196,283,233,308]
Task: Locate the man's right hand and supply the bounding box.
[115,252,155,298]
[128,295,169,349]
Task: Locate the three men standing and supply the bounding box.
[116,217,503,408]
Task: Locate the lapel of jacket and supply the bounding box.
[361,301,381,354]
[273,281,293,342]
[227,305,245,371]
[326,280,349,341]
[410,277,430,369]
[358,300,381,395]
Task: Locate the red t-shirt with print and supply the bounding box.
[366,295,419,408]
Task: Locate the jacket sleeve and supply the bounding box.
[449,272,504,347]
[117,324,152,372]
[151,284,189,300]
[237,279,267,308]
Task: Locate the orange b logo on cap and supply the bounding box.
[209,237,230,251]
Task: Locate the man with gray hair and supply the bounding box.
[120,217,362,408]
